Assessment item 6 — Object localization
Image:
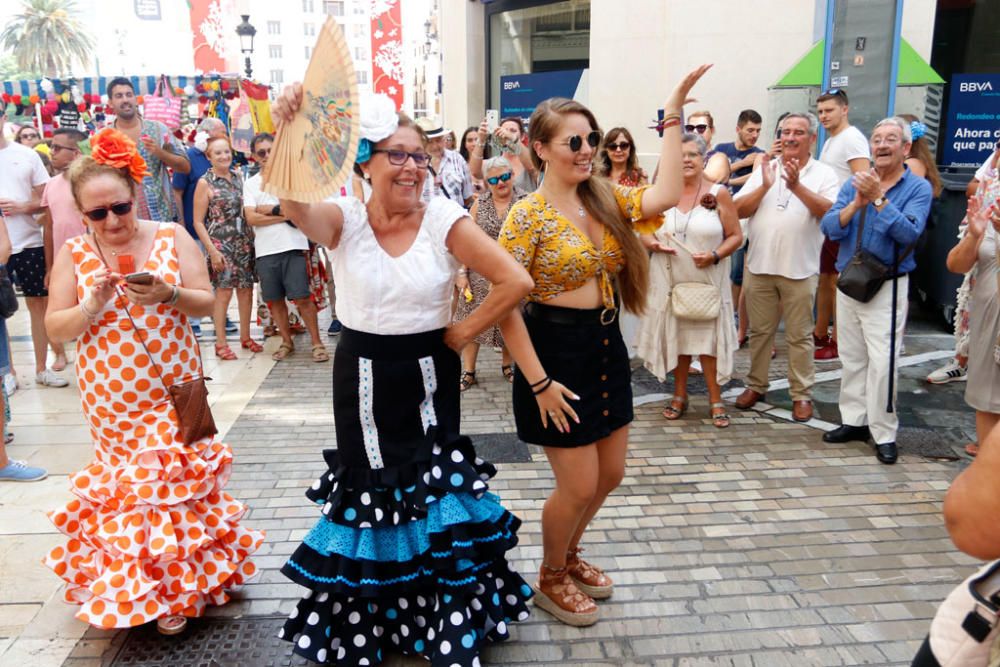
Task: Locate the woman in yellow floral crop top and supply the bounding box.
[498,64,712,627]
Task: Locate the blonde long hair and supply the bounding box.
[528,98,649,314]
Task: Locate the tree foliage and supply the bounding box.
[0,0,95,78]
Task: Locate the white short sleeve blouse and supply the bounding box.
[329,196,468,335]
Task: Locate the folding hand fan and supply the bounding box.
[263,17,359,202]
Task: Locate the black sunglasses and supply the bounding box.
[254,148,271,158]
[486,171,512,185]
[84,201,133,221]
[607,141,631,152]
[371,148,431,168]
[822,87,847,98]
[559,130,601,152]
[684,124,710,134]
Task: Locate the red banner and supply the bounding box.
[370,0,404,109]
[188,0,236,74]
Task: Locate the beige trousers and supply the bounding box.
[745,270,818,400]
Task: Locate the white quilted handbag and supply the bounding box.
[670,281,720,321]
[913,560,1000,666]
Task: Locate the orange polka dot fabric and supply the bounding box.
[44,224,264,629]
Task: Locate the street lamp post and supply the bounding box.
[235,15,257,80]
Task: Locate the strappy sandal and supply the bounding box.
[459,370,477,392]
[156,614,187,635]
[272,342,294,361]
[501,365,514,383]
[241,338,264,353]
[662,395,687,420]
[710,402,731,429]
[531,564,599,627]
[214,343,237,360]
[311,344,330,362]
[566,547,613,599]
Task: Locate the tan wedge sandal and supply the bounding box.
[566,547,613,599]
[531,563,599,626]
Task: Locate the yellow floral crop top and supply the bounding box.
[498,185,662,309]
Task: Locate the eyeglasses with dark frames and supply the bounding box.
[18,133,39,140]
[50,144,80,154]
[558,130,601,152]
[486,172,513,185]
[84,201,134,221]
[370,148,431,168]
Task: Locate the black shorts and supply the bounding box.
[511,303,633,448]
[8,246,47,297]
[257,249,310,302]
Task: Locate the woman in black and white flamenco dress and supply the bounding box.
[270,90,535,665]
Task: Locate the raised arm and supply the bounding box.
[638,64,713,218]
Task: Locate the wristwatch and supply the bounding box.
[873,194,887,209]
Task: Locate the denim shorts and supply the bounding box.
[0,318,10,376]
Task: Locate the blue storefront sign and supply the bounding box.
[943,73,1000,167]
[499,69,587,121]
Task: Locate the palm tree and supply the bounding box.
[0,0,94,78]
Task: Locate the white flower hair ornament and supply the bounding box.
[357,93,398,164]
[193,131,210,153]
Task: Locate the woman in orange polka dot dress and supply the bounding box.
[42,128,263,635]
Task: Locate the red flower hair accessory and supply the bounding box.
[90,128,150,183]
[700,193,718,211]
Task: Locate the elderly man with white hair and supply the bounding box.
[820,117,933,464]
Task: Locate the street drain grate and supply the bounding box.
[468,431,532,463]
[110,617,310,667]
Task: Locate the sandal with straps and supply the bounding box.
[241,338,264,353]
[662,395,687,420]
[531,564,599,627]
[567,547,613,599]
[214,343,237,360]
[311,344,330,362]
[710,402,731,429]
[459,370,477,392]
[272,342,294,361]
[156,614,187,635]
[501,364,515,383]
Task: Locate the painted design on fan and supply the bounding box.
[302,92,355,181]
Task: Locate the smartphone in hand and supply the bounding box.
[124,272,154,285]
[486,109,499,133]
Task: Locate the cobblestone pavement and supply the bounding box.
[56,314,977,666]
[1,306,979,666]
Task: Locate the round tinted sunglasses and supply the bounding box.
[607,141,631,152]
[559,130,601,152]
[84,201,133,221]
[486,172,512,185]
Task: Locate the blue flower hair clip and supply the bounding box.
[357,138,372,164]
[910,120,927,141]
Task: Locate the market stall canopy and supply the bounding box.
[773,39,945,88]
[1,75,245,98]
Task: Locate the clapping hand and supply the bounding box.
[966,194,988,238]
[851,169,882,206]
[781,157,801,190]
[759,156,778,190]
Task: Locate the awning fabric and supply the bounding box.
[773,38,945,88]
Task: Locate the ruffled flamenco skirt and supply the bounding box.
[42,399,264,628]
[280,328,532,666]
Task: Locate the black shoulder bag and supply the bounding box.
[836,207,916,304]
[0,265,19,319]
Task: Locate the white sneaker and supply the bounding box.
[35,368,69,388]
[927,360,967,385]
[3,374,16,396]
